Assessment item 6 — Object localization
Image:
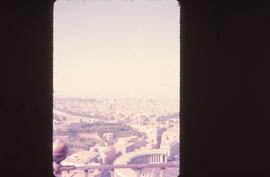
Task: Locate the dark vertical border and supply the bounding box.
[0,0,269,177]
[0,1,54,177]
[181,0,270,177]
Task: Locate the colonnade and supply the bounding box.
[131,153,167,164]
[147,154,167,163]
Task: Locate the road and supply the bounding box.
[53,109,117,124]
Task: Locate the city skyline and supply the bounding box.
[54,0,180,99]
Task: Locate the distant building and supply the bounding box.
[60,150,103,177]
[114,136,147,154]
[61,168,101,177]
[103,132,114,141]
[160,127,179,161]
[61,151,100,166]
[161,141,179,160]
[94,145,117,164]
[114,149,168,177]
[161,127,179,145]
[140,125,163,148]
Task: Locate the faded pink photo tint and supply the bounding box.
[53,0,180,177]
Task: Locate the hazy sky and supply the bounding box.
[54,0,180,99]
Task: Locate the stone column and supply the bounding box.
[110,169,114,177]
[164,155,167,162]
[160,167,166,177]
[84,169,88,177]
[163,155,166,162]
[136,168,142,177]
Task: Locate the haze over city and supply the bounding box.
[53,0,180,99]
[53,1,180,177]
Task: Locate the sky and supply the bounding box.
[53,0,180,99]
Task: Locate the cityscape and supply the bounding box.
[53,0,180,176]
[53,97,179,177]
